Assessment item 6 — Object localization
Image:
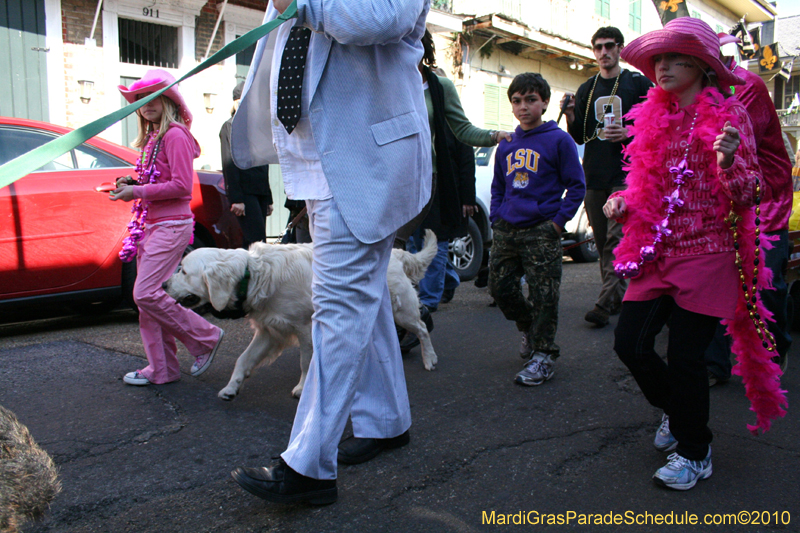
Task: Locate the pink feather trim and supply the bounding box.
[616,86,787,434]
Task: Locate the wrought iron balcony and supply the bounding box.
[432,0,453,13]
[779,109,800,127]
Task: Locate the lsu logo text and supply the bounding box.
[506,148,540,178]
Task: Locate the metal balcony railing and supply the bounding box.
[779,109,800,127]
[432,0,454,13]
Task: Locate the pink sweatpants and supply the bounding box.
[133,224,221,384]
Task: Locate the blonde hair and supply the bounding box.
[131,95,184,149]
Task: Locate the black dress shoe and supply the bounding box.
[338,430,410,465]
[231,457,337,505]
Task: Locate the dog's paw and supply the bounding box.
[291,384,303,398]
[423,355,438,371]
[218,387,238,401]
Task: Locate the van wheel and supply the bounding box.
[449,218,484,281]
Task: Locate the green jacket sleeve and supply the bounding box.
[439,76,494,147]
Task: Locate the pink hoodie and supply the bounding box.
[132,122,201,222]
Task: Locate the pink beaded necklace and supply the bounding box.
[614,111,698,279]
[119,130,162,262]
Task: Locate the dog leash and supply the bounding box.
[272,206,308,244]
[562,236,595,251]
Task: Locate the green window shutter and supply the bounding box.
[484,83,515,131]
[629,0,641,32]
[500,95,515,131]
[484,84,501,130]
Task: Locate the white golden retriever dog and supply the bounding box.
[164,230,439,400]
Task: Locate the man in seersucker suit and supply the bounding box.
[229,0,431,504]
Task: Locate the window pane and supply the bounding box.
[74,144,129,169]
[118,18,178,68]
[474,146,494,167]
[0,127,72,170]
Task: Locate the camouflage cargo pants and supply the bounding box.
[489,219,562,358]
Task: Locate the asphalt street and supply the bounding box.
[1,261,798,533]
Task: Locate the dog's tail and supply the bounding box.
[398,229,438,284]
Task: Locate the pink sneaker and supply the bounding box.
[191,329,224,377]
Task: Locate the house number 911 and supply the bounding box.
[142,7,159,17]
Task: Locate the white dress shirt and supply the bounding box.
[270,20,332,201]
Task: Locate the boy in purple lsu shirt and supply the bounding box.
[489,73,585,386]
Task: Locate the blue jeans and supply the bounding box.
[408,230,460,310]
[705,229,792,378]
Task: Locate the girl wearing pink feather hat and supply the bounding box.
[110,69,224,386]
[602,17,786,490]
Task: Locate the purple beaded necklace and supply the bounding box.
[614,110,699,279]
[119,130,162,262]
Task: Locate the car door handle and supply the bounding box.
[95,183,116,192]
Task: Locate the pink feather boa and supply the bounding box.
[617,86,787,434]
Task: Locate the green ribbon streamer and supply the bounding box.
[0,2,297,190]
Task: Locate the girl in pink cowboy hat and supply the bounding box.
[602,18,785,490]
[111,69,224,386]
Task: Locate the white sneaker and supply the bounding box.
[191,329,224,377]
[653,448,712,490]
[515,352,555,386]
[123,371,150,386]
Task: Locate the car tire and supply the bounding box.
[449,218,484,281]
[121,233,210,312]
[567,213,599,263]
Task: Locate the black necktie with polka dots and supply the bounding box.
[277,26,311,134]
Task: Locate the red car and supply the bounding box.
[0,116,242,313]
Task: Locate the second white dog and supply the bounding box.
[164,230,439,400]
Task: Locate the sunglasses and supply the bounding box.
[593,42,620,52]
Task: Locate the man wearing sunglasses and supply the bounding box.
[560,26,652,327]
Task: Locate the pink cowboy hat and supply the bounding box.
[118,69,193,128]
[621,17,744,89]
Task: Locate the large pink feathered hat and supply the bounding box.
[621,17,744,89]
[118,69,193,129]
